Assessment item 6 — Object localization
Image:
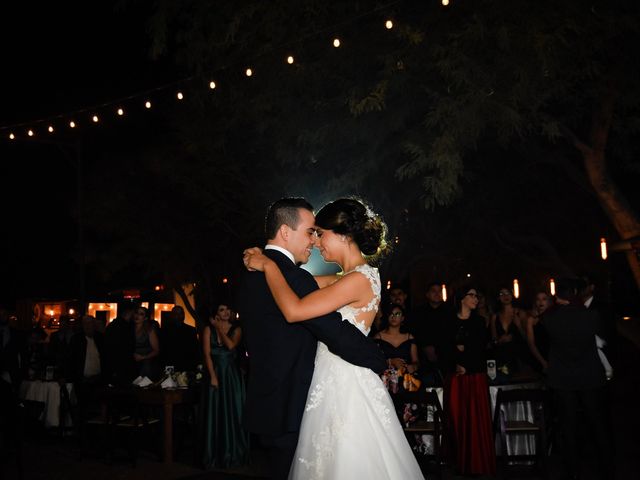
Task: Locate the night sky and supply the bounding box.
[0,2,168,305]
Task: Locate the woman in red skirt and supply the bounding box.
[441,284,496,476]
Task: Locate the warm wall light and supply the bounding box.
[69,121,76,128]
[550,278,556,296]
[245,68,253,77]
[9,133,15,139]
[145,101,152,109]
[441,284,448,302]
[442,0,450,5]
[177,92,184,100]
[209,81,216,89]
[287,55,294,64]
[27,129,34,137]
[600,238,608,260]
[92,115,99,123]
[48,125,54,132]
[513,279,520,299]
[333,38,341,48]
[117,108,124,116]
[385,20,393,29]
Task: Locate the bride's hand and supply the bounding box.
[243,247,271,272]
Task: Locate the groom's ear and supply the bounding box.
[278,224,290,242]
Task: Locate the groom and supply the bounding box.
[237,198,386,479]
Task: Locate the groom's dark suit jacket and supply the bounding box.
[237,249,386,436]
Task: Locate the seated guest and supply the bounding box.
[490,286,527,376]
[103,303,136,385]
[373,303,419,393]
[133,307,160,380]
[440,284,496,476]
[159,306,199,372]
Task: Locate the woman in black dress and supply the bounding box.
[373,303,419,379]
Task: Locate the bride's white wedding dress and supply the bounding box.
[289,264,425,479]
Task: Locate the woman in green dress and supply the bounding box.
[201,302,250,469]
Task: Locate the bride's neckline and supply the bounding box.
[340,263,369,275]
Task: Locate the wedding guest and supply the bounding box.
[103,303,136,385]
[200,302,249,469]
[476,290,493,328]
[525,291,552,372]
[441,284,496,476]
[545,278,612,480]
[374,303,419,392]
[48,314,75,378]
[0,308,26,387]
[159,306,199,372]
[490,286,527,375]
[69,315,105,420]
[133,307,160,380]
[411,282,450,377]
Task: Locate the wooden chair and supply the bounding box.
[393,388,445,477]
[492,387,549,478]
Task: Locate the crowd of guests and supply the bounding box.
[1,272,616,478]
[0,301,248,470]
[373,276,615,479]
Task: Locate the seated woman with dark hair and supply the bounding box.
[373,303,419,384]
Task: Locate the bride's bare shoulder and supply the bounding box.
[314,274,340,289]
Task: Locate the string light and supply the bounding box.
[600,237,608,260]
[513,279,520,299]
[441,284,447,302]
[549,278,556,296]
[0,7,421,139]
[27,129,34,137]
[442,0,450,5]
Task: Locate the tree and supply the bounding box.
[93,0,639,300]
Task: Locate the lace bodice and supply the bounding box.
[336,263,380,336]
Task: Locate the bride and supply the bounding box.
[243,198,424,480]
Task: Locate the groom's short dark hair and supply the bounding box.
[265,198,314,239]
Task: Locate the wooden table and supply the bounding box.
[135,387,196,464]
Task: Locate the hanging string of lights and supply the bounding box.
[1,0,454,141]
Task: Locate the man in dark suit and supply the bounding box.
[544,278,613,480]
[237,198,386,480]
[159,305,199,372]
[0,307,27,389]
[103,303,136,385]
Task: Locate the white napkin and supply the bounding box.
[161,376,178,389]
[132,376,153,387]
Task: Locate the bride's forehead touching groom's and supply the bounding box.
[282,207,316,264]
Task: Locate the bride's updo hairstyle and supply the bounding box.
[315,198,389,259]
